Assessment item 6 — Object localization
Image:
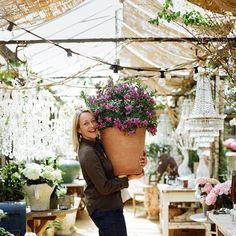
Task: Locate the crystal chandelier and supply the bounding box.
[185,69,225,147]
[0,89,69,161]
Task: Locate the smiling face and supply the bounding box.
[78,111,97,141]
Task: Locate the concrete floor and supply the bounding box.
[72,201,161,236]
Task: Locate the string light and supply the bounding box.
[65,48,73,57]
[159,70,166,87]
[0,18,203,76]
[6,21,14,31]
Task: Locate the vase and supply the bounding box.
[24,183,55,211]
[100,127,146,176]
[58,159,81,183]
[178,149,192,177]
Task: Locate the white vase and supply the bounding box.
[24,183,55,211]
[178,149,192,177]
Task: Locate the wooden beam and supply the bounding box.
[0,37,236,45]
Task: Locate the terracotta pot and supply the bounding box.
[100,127,146,176]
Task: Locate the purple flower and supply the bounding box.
[81,78,158,134]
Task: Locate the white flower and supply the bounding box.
[53,169,62,181]
[42,166,55,181]
[22,163,42,180]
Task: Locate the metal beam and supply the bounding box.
[0,37,236,45]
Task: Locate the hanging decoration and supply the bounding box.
[0,89,68,161]
[185,68,225,147]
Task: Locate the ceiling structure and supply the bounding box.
[0,0,85,29]
[187,0,236,16]
[0,0,234,98]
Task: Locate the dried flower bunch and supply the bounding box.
[81,78,158,135]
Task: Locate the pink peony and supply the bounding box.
[205,192,217,205]
[196,177,208,185]
[202,182,213,193]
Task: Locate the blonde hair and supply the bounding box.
[71,108,94,153]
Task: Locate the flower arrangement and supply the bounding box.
[21,159,62,187]
[205,180,232,209]
[196,177,233,210]
[195,177,220,204]
[81,78,158,135]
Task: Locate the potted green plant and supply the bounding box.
[81,77,158,176]
[0,161,26,236]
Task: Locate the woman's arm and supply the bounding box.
[80,149,129,195]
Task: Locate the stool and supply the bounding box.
[132,192,145,216]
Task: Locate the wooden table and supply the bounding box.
[157,184,205,236]
[27,207,78,236]
[208,212,236,236]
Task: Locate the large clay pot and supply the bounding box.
[58,159,81,183]
[24,183,55,211]
[100,127,146,176]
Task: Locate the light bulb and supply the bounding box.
[158,78,166,87]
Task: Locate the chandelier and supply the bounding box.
[0,89,69,161]
[185,69,225,147]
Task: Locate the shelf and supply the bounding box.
[169,222,205,230]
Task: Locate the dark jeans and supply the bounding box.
[90,208,127,236]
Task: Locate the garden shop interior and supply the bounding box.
[0,0,236,236]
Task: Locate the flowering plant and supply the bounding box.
[205,180,233,209]
[195,177,220,204]
[21,159,62,187]
[196,177,233,210]
[81,78,158,135]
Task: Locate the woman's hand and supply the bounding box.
[127,170,144,180]
[139,151,147,168]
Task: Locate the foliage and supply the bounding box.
[0,227,13,236]
[149,0,236,108]
[188,150,199,172]
[146,143,171,160]
[47,220,62,230]
[0,161,25,201]
[146,143,160,162]
[218,141,229,182]
[145,143,171,176]
[149,0,209,27]
[81,78,158,135]
[55,185,67,198]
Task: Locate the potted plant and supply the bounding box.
[81,78,158,175]
[0,161,26,236]
[21,158,63,211]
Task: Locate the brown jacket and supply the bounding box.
[78,138,129,215]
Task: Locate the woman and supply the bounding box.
[72,108,146,236]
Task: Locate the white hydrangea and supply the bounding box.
[22,163,42,180]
